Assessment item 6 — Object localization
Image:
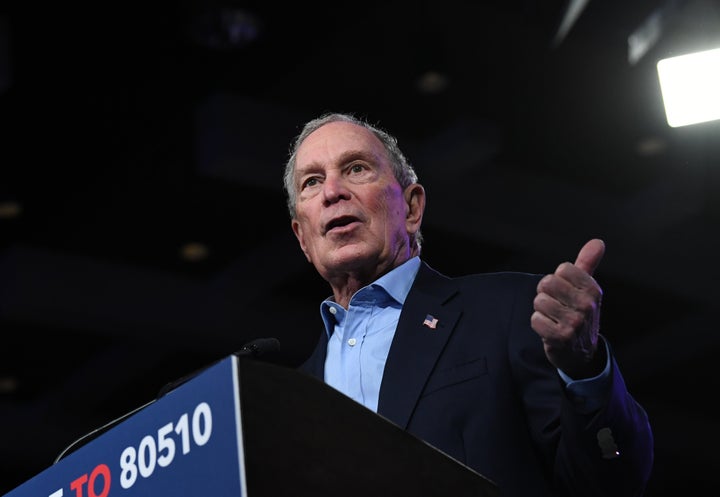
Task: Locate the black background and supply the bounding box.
[1,1,719,495]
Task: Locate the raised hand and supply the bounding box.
[530,239,606,379]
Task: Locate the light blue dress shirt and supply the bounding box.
[320,256,610,413]
[321,257,421,412]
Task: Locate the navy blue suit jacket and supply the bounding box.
[300,261,653,497]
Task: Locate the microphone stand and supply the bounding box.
[53,337,280,463]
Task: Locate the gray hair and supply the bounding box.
[282,112,423,251]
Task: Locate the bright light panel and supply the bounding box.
[657,47,720,127]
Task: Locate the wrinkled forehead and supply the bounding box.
[295,121,387,170]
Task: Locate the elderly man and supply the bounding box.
[283,112,653,497]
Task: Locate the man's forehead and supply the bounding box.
[296,124,386,169]
[300,121,376,150]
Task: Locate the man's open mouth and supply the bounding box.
[325,216,360,233]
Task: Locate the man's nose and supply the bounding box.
[322,175,351,204]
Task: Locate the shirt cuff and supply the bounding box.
[557,338,612,413]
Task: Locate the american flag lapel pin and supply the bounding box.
[423,314,439,329]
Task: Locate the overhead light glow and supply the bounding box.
[179,242,209,262]
[657,47,720,127]
[0,200,22,219]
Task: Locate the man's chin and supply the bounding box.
[318,245,377,272]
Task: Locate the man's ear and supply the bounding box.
[404,183,425,235]
[291,219,312,262]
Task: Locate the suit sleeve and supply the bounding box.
[507,276,654,497]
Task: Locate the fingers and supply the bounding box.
[574,238,605,276]
[536,266,602,306]
[533,283,597,329]
[530,310,557,340]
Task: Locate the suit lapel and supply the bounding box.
[301,329,328,380]
[377,263,460,429]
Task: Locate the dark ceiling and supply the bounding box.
[1,1,719,495]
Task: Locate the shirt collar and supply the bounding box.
[319,256,421,333]
[371,256,421,305]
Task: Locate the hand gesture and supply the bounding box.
[531,239,606,378]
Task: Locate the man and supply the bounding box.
[283,112,653,497]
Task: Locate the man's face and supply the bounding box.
[291,121,423,282]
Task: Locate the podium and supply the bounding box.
[3,354,500,497]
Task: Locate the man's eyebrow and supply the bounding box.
[337,149,377,164]
[296,150,378,175]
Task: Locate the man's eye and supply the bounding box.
[349,164,365,174]
[302,178,318,189]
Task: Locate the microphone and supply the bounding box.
[157,337,281,397]
[54,337,280,463]
[234,336,281,359]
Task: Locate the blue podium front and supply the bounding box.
[4,355,246,497]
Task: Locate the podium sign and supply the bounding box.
[7,354,501,497]
[4,356,246,497]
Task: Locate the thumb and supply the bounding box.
[574,238,606,276]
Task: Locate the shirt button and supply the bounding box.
[329,306,337,315]
[347,338,357,346]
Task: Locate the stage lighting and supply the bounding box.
[657,46,720,127]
